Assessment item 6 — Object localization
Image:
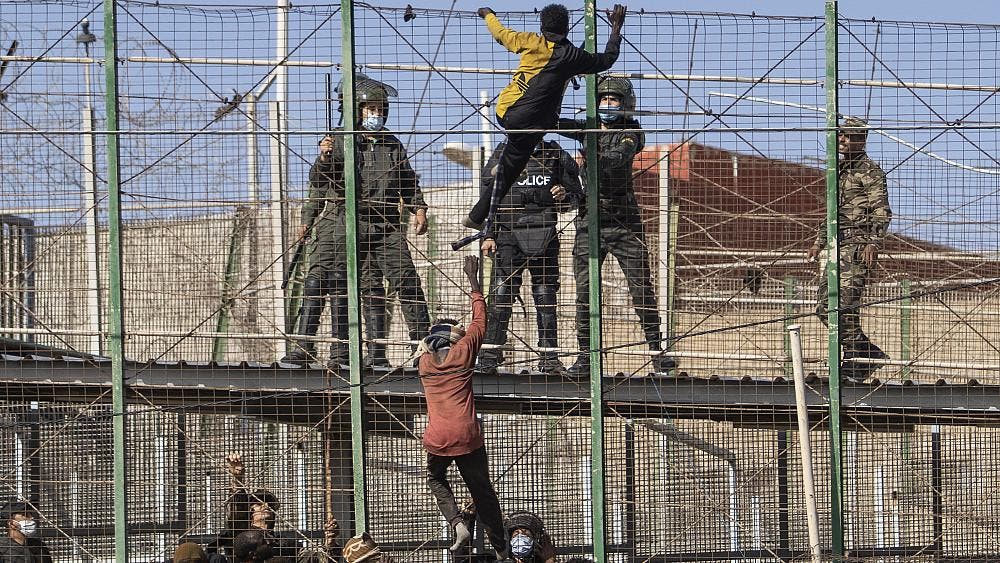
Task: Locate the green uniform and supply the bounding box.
[814,152,891,349]
[286,129,429,365]
[557,117,675,374]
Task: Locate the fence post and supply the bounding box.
[783,276,796,378]
[340,0,368,533]
[824,0,846,557]
[900,279,912,381]
[103,0,128,559]
[583,0,606,560]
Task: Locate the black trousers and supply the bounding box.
[426,446,508,555]
[482,233,560,358]
[573,217,662,350]
[469,114,546,224]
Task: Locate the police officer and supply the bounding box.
[504,511,556,563]
[284,77,430,369]
[808,117,891,366]
[557,75,677,376]
[477,140,583,376]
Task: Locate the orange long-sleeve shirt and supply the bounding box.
[418,291,487,457]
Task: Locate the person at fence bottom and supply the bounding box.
[807,116,892,380]
[504,511,556,563]
[475,140,583,377]
[174,542,210,563]
[283,76,430,370]
[342,532,397,563]
[417,255,509,560]
[556,74,677,377]
[454,3,627,250]
[0,499,51,563]
[207,453,339,562]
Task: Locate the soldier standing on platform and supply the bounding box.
[283,77,430,370]
[808,117,892,373]
[475,140,583,377]
[557,75,677,376]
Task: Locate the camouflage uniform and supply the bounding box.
[814,149,891,352]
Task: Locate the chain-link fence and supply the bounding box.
[3,1,1000,561]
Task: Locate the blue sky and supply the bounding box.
[4,0,1000,249]
[179,1,1000,24]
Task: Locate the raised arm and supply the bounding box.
[482,10,548,54]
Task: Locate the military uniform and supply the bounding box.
[814,150,891,355]
[476,141,583,375]
[558,109,676,375]
[286,130,429,367]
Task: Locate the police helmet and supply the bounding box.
[596,74,636,112]
[336,73,398,117]
[505,510,544,537]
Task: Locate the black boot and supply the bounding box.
[363,293,390,368]
[532,284,565,375]
[537,352,567,376]
[843,336,888,361]
[327,290,349,370]
[403,293,430,368]
[475,349,503,377]
[648,343,678,374]
[567,352,590,378]
[282,278,325,365]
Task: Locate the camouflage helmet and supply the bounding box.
[336,72,398,117]
[840,116,869,137]
[505,510,544,537]
[597,74,636,111]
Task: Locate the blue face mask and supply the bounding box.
[598,104,620,124]
[510,533,534,559]
[361,115,385,131]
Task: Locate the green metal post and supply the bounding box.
[583,1,606,560]
[783,276,796,379]
[825,0,845,557]
[900,279,912,381]
[212,209,250,361]
[341,0,367,532]
[103,0,128,559]
[667,201,680,374]
[425,216,438,315]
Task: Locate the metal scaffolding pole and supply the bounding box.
[825,0,846,557]
[341,0,368,533]
[584,1,606,560]
[103,0,128,559]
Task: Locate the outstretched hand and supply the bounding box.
[477,7,495,18]
[463,255,482,293]
[607,4,626,32]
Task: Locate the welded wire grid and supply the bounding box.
[3,1,1000,561]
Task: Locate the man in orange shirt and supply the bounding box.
[453,3,627,250]
[417,256,508,560]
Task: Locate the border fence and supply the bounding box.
[3,1,1000,561]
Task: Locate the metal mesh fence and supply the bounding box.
[3,1,1000,561]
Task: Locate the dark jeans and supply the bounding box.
[426,446,508,555]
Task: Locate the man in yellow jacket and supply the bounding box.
[454,3,627,249]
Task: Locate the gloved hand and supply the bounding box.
[477,7,495,18]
